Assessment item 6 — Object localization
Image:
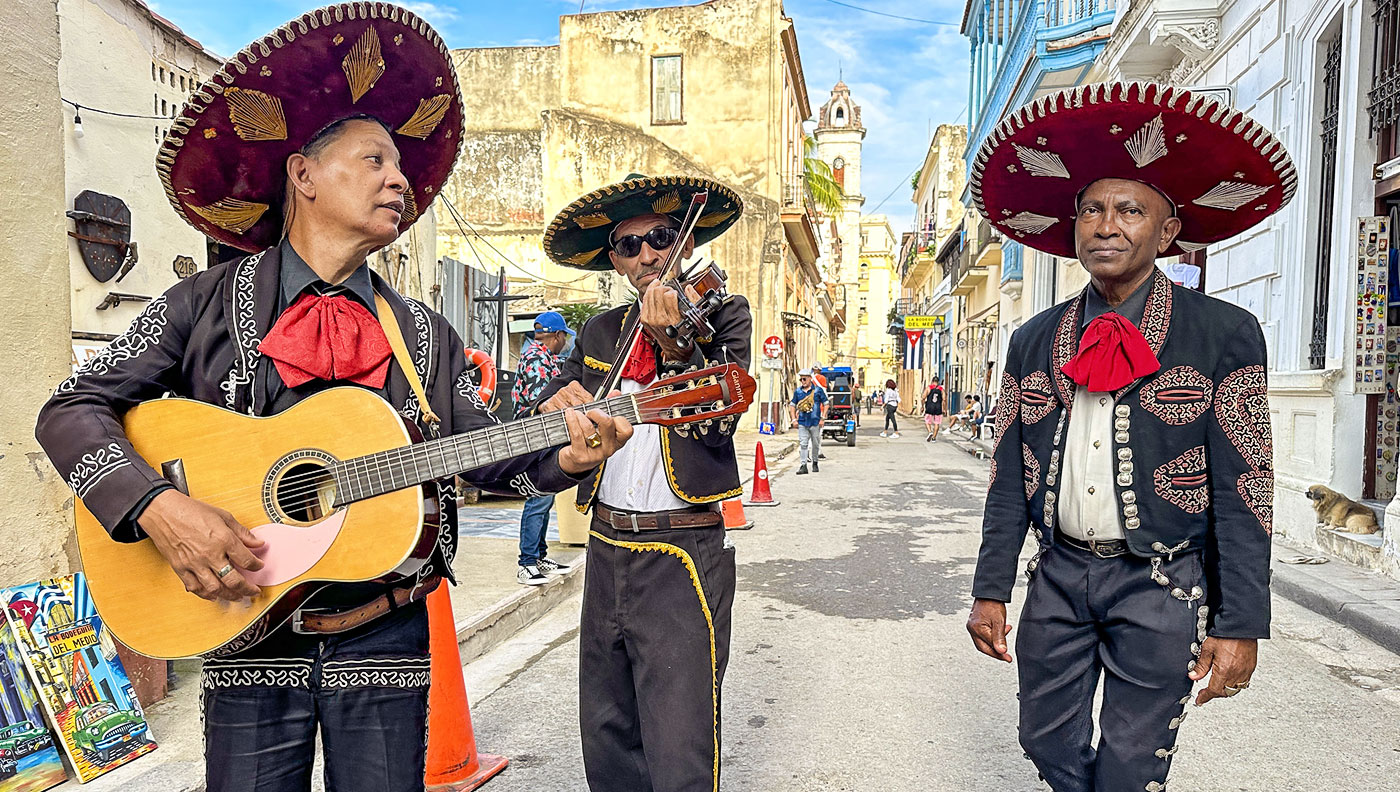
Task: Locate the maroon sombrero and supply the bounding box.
[157,3,464,253]
[970,82,1297,258]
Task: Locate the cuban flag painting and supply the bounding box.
[904,330,925,371]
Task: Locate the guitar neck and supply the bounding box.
[332,393,641,506]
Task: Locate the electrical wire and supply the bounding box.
[811,0,959,26]
[438,195,598,292]
[61,97,171,121]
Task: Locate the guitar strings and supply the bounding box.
[180,385,736,512]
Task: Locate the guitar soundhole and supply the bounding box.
[265,450,340,525]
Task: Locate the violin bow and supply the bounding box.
[593,191,710,399]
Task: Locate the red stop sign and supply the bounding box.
[762,335,784,358]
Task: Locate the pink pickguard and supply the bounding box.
[242,511,348,586]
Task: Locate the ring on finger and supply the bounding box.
[216,563,234,579]
[585,431,603,448]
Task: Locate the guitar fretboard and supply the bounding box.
[330,393,642,506]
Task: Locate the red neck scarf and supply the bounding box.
[258,293,393,389]
[1060,312,1160,393]
[619,334,658,385]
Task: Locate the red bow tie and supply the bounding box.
[258,293,393,389]
[619,333,658,385]
[1060,312,1160,393]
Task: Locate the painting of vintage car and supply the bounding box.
[0,721,52,761]
[71,703,148,764]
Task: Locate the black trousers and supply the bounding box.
[884,404,898,431]
[1017,541,1208,792]
[201,602,431,792]
[579,516,736,792]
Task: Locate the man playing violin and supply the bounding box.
[533,174,752,792]
[34,9,629,791]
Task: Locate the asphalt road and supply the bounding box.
[460,426,1400,791]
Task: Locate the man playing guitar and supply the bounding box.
[532,173,751,792]
[34,6,630,790]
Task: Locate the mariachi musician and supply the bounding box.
[34,6,630,790]
[531,174,751,792]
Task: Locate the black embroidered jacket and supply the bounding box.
[534,296,753,512]
[973,268,1274,639]
[36,245,582,586]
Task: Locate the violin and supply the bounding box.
[593,190,734,397]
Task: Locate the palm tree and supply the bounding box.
[803,135,845,216]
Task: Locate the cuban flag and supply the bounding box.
[904,330,925,370]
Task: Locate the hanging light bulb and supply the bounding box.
[72,107,84,138]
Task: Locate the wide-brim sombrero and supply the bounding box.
[543,174,744,271]
[157,2,464,253]
[970,82,1297,259]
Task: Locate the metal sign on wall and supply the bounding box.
[66,190,137,283]
[1355,216,1389,394]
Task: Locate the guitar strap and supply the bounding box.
[374,292,442,430]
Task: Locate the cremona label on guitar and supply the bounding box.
[76,363,756,659]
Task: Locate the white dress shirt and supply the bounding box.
[1057,386,1125,541]
[597,376,692,513]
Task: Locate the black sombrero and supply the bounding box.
[543,174,743,271]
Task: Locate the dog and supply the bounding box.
[1306,484,1382,534]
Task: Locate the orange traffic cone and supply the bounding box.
[424,584,509,791]
[721,498,754,530]
[743,441,780,507]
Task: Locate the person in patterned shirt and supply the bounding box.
[513,311,576,585]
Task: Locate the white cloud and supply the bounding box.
[400,1,459,25]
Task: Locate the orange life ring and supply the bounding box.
[463,347,497,404]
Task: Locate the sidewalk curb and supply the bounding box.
[1270,560,1400,656]
[455,558,586,664]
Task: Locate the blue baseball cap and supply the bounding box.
[534,311,576,336]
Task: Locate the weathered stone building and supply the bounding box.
[443,0,825,424]
[814,80,867,376]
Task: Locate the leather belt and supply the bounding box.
[291,574,442,635]
[1055,529,1130,559]
[595,504,723,532]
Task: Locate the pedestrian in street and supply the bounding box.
[811,364,829,459]
[923,378,945,441]
[852,383,863,427]
[880,379,901,438]
[32,8,633,790]
[511,311,577,586]
[533,173,750,792]
[791,368,828,475]
[965,82,1287,791]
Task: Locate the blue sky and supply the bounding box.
[152,0,969,233]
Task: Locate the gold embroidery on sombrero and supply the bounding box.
[400,186,418,224]
[695,210,735,228]
[1125,113,1168,168]
[574,212,611,229]
[202,128,217,139]
[1012,144,1070,179]
[224,87,287,142]
[1176,240,1208,252]
[1004,211,1059,235]
[563,248,603,267]
[652,191,682,214]
[189,198,268,234]
[1193,181,1272,211]
[342,26,385,103]
[396,94,451,139]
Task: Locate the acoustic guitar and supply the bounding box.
[75,363,755,659]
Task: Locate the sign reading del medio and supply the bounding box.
[903,315,945,331]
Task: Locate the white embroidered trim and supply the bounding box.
[57,296,170,395]
[67,442,132,499]
[223,251,267,410]
[510,472,547,499]
[320,657,431,689]
[398,298,434,424]
[456,369,501,424]
[201,657,313,689]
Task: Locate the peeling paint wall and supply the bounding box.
[1,0,81,584]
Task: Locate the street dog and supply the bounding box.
[1306,484,1382,534]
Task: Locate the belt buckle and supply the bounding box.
[290,608,309,635]
[1088,540,1111,559]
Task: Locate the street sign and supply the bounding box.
[762,335,784,358]
[904,315,944,330]
[760,358,783,370]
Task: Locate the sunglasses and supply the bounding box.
[610,225,679,258]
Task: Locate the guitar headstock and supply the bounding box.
[636,363,756,426]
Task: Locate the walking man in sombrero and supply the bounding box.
[964,83,1289,791]
[529,174,750,792]
[35,5,631,790]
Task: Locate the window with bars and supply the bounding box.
[1310,36,1343,369]
[1371,0,1400,158]
[651,55,682,124]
